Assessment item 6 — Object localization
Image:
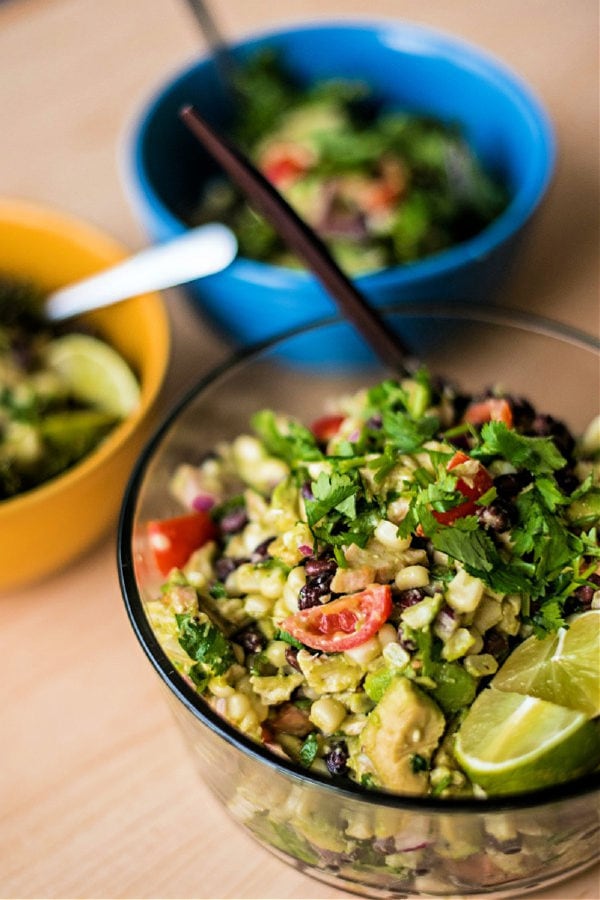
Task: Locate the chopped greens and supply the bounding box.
[0,275,137,500]
[299,732,320,767]
[176,613,236,688]
[186,50,509,275]
[146,367,599,802]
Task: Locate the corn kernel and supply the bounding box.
[264,640,289,669]
[244,593,273,619]
[377,623,398,649]
[227,692,252,720]
[344,635,381,666]
[309,697,347,734]
[395,565,429,591]
[446,569,485,613]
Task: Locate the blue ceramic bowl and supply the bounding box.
[122,20,555,364]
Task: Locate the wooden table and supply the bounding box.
[0,1,598,897]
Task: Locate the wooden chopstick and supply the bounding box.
[180,104,410,371]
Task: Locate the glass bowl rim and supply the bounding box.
[118,301,600,814]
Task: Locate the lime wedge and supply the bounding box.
[45,334,140,418]
[492,610,600,717]
[454,687,600,794]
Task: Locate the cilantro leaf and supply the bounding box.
[275,629,304,649]
[299,732,319,767]
[474,422,566,474]
[209,582,228,599]
[431,519,532,593]
[431,518,492,571]
[176,613,236,679]
[381,409,440,453]
[305,470,359,526]
[531,598,567,637]
[251,409,322,464]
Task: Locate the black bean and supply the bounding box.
[304,557,337,578]
[219,506,248,534]
[325,743,349,776]
[298,582,330,609]
[507,395,536,429]
[394,587,427,609]
[214,556,242,581]
[238,628,265,654]
[555,467,579,495]
[493,471,532,499]
[450,392,472,420]
[251,537,273,561]
[477,499,517,533]
[574,573,600,608]
[529,414,576,458]
[483,629,509,660]
[285,646,301,670]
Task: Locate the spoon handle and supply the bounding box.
[45,223,237,321]
[179,105,410,371]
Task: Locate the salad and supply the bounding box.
[0,275,140,499]
[187,50,509,275]
[146,369,600,799]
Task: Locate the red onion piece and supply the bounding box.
[192,492,216,512]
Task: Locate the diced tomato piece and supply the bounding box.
[310,413,345,443]
[147,511,218,576]
[280,584,392,652]
[263,156,305,185]
[433,452,493,525]
[464,398,513,428]
[433,498,479,525]
[446,450,471,471]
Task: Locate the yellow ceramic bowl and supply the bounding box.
[0,198,170,592]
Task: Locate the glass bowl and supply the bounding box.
[118,304,599,898]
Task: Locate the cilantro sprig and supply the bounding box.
[251,409,323,465]
[472,421,566,474]
[250,380,596,638]
[176,613,236,690]
[304,469,381,549]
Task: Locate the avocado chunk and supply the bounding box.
[360,676,445,794]
[567,489,600,527]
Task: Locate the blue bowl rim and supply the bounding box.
[118,302,599,815]
[124,17,556,291]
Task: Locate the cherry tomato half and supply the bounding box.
[310,413,346,443]
[259,143,311,187]
[433,451,493,525]
[280,584,392,652]
[147,511,218,577]
[464,398,513,428]
[263,156,305,186]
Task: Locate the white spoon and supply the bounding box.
[45,222,237,321]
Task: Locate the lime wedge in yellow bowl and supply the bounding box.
[45,333,141,418]
[0,198,169,592]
